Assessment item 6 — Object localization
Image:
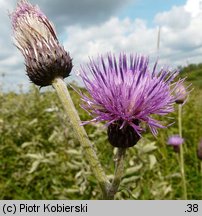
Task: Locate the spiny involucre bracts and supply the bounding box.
[11,0,72,87]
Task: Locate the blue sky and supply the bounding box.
[119,0,186,25]
[0,0,202,92]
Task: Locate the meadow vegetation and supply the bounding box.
[0,64,202,199]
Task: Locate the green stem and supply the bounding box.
[178,104,187,199]
[106,148,126,199]
[52,77,110,197]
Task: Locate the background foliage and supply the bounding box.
[0,64,202,199]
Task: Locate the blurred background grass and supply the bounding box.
[0,63,202,200]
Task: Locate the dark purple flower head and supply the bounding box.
[10,0,72,87]
[80,54,183,148]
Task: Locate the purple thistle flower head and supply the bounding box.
[10,0,72,87]
[167,135,184,146]
[167,135,184,153]
[80,53,183,148]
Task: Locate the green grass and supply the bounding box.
[180,63,202,88]
[0,69,202,199]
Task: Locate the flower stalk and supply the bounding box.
[106,148,126,199]
[52,77,110,197]
[52,77,127,199]
[178,104,187,199]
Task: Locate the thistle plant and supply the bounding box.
[11,0,110,198]
[10,0,186,200]
[79,54,185,198]
[173,83,190,199]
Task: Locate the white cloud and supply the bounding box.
[185,0,202,17]
[155,2,202,65]
[63,0,202,73]
[64,17,157,68]
[154,6,191,29]
[1,0,202,91]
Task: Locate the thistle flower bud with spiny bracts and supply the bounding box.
[197,139,202,160]
[174,83,188,104]
[10,0,72,87]
[79,53,184,148]
[167,135,184,153]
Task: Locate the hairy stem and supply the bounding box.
[106,148,126,199]
[52,77,110,197]
[178,104,187,200]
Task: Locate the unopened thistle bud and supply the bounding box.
[175,84,187,104]
[10,0,72,87]
[197,139,202,160]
